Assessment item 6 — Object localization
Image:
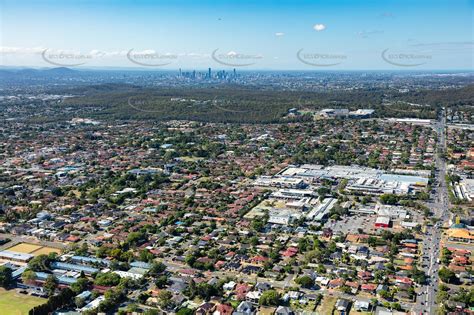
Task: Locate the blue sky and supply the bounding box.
[1,0,473,70]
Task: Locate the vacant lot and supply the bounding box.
[0,289,45,315]
[316,295,337,315]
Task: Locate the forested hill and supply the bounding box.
[60,84,474,123]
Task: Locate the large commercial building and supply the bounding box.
[263,164,428,195]
[455,179,474,202]
[375,216,391,228]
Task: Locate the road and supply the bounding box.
[164,111,450,314]
[413,108,450,315]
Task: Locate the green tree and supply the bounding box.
[22,269,37,284]
[75,297,86,308]
[158,290,174,310]
[410,266,427,285]
[317,187,330,197]
[195,283,218,300]
[94,272,121,286]
[439,267,456,284]
[435,285,449,304]
[139,249,154,262]
[368,236,378,247]
[441,248,452,265]
[44,275,58,296]
[380,194,399,205]
[155,275,169,289]
[176,308,194,315]
[378,290,391,300]
[28,254,51,272]
[149,262,167,275]
[71,277,89,294]
[0,266,13,288]
[259,290,280,306]
[295,275,314,288]
[251,219,265,231]
[391,302,402,311]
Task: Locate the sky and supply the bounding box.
[1,0,473,70]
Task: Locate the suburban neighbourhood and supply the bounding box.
[0,102,472,315]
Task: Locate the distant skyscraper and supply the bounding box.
[208,67,211,79]
[179,68,182,77]
[233,68,236,78]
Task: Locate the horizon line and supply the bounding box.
[1,65,473,73]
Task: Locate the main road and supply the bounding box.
[414,108,450,315]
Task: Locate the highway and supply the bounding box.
[414,108,450,315]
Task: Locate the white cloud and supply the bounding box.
[0,46,46,54]
[103,50,128,56]
[183,52,209,58]
[89,49,107,57]
[134,49,156,55]
[0,47,211,61]
[0,47,173,58]
[275,32,285,37]
[313,24,326,32]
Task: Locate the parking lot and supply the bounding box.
[324,214,376,235]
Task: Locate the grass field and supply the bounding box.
[0,289,46,315]
[7,243,42,253]
[7,243,61,256]
[31,247,61,256]
[316,295,337,315]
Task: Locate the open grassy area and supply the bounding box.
[7,243,42,253]
[316,295,337,315]
[178,156,204,162]
[31,247,61,256]
[0,289,46,315]
[290,300,317,312]
[7,243,61,256]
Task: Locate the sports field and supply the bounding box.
[0,289,46,315]
[6,243,61,256]
[7,243,41,253]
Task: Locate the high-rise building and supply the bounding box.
[208,67,212,79]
